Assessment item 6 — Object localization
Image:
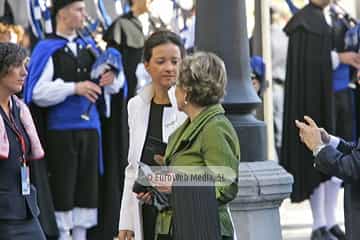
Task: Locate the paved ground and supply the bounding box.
[113,190,344,240]
[280,189,345,240]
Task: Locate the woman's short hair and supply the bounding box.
[177,52,227,107]
[0,42,27,78]
[143,30,185,62]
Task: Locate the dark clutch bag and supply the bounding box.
[141,136,167,165]
[132,162,170,211]
[132,180,149,194]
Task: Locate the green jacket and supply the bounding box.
[156,104,240,237]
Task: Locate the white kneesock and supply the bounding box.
[324,177,342,228]
[309,183,326,230]
[58,230,71,240]
[72,226,87,240]
[55,211,73,240]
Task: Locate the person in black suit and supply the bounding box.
[0,42,46,239]
[296,115,360,240]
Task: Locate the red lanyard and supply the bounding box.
[7,110,27,165]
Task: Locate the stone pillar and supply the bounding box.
[233,161,293,239]
[254,0,276,161]
[356,0,360,19]
[195,1,293,239]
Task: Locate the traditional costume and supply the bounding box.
[87,8,145,239]
[281,2,334,203]
[23,1,122,239]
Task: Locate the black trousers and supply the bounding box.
[143,204,158,240]
[0,217,46,240]
[46,129,99,211]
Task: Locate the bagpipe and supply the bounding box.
[330,1,360,86]
[284,0,360,53]
[26,0,127,38]
[26,0,53,39]
[330,1,360,52]
[76,16,123,121]
[284,0,299,15]
[26,0,125,120]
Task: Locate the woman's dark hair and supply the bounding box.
[143,30,185,62]
[0,42,27,78]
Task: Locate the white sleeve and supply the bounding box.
[331,51,340,70]
[32,57,76,107]
[118,161,137,231]
[118,99,138,231]
[329,135,341,148]
[313,135,340,157]
[103,69,125,95]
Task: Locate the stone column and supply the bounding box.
[355,0,360,19]
[195,1,293,239]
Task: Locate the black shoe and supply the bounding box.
[329,225,346,240]
[311,227,336,240]
[320,227,336,240]
[311,227,326,240]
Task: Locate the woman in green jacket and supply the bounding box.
[154,52,240,240]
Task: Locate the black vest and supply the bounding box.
[52,43,95,83]
[0,97,39,220]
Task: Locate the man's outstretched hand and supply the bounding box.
[295,116,325,152]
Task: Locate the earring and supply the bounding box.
[184,94,188,105]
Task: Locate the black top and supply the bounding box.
[140,100,170,166]
[0,97,31,179]
[139,100,170,240]
[0,96,39,220]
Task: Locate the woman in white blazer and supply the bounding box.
[118,31,186,240]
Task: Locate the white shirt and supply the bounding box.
[313,135,340,157]
[323,6,341,70]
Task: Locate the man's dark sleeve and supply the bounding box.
[337,139,357,154]
[315,141,360,182]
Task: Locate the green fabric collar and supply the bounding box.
[165,104,225,158]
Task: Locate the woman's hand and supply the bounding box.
[118,230,134,240]
[136,192,153,205]
[154,154,165,165]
